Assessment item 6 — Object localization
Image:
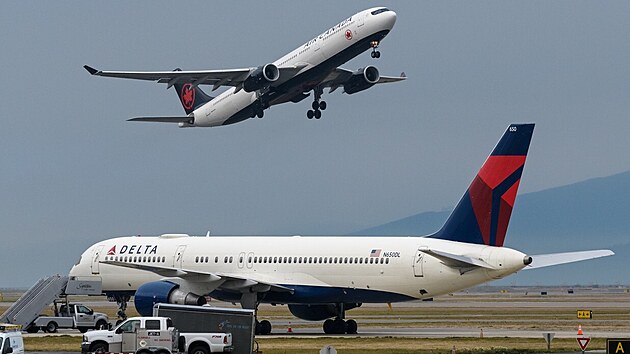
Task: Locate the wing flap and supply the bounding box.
[525,250,614,270]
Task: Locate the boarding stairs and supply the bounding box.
[0,274,68,330]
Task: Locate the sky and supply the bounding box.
[1,1,630,287]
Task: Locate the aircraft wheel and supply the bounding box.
[346,319,358,334]
[323,319,335,334]
[375,51,381,58]
[371,51,376,58]
[259,320,272,335]
[333,318,347,334]
[257,110,264,118]
[319,101,327,110]
[314,110,322,119]
[312,101,320,110]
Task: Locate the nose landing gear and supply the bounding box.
[370,40,381,58]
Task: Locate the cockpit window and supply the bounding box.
[371,8,390,15]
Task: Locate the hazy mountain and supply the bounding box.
[351,170,630,285]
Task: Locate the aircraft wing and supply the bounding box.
[84,64,306,90]
[524,250,614,270]
[322,68,407,93]
[100,260,293,293]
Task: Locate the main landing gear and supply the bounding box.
[241,292,273,335]
[109,294,130,325]
[307,87,326,119]
[370,40,381,59]
[323,303,358,334]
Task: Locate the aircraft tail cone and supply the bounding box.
[577,324,583,336]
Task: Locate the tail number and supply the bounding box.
[509,126,518,132]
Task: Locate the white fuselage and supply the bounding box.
[191,7,397,127]
[69,234,527,303]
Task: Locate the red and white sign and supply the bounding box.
[345,30,353,40]
[577,337,591,351]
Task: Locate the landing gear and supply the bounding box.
[108,294,130,325]
[370,40,381,58]
[307,87,326,119]
[256,110,264,118]
[322,303,358,334]
[241,292,273,335]
[255,319,272,335]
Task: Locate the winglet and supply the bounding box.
[83,65,99,75]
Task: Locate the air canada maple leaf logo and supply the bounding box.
[181,83,195,110]
[106,246,116,255]
[345,30,353,40]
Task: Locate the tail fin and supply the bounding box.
[430,123,535,247]
[172,70,214,115]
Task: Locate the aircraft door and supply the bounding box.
[413,247,425,277]
[91,245,105,275]
[237,252,245,269]
[173,245,187,268]
[246,252,254,269]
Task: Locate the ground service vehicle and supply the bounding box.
[153,304,254,354]
[82,317,233,354]
[0,324,24,354]
[33,301,109,333]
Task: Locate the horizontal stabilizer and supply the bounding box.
[128,116,192,123]
[525,250,614,270]
[422,249,497,269]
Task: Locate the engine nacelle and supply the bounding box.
[134,281,207,316]
[243,63,280,92]
[288,303,361,321]
[343,66,380,95]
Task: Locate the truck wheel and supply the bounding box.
[95,319,108,330]
[26,326,39,333]
[90,342,108,354]
[189,345,210,354]
[46,321,58,333]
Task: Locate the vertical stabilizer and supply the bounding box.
[172,69,214,115]
[430,124,535,246]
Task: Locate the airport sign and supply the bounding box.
[577,310,593,319]
[607,339,630,354]
[577,337,591,352]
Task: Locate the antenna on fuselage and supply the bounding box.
[206,230,211,237]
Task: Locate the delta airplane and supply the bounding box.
[83,7,405,128]
[68,124,613,334]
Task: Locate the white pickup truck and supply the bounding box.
[32,303,109,333]
[82,317,233,354]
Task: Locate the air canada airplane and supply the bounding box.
[68,124,613,334]
[83,7,406,128]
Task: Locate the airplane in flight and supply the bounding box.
[83,7,406,128]
[68,124,613,334]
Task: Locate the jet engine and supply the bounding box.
[243,64,280,92]
[134,281,206,316]
[288,303,361,321]
[343,66,380,94]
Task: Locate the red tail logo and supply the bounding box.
[181,84,195,110]
[106,245,116,255]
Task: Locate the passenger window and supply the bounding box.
[145,320,160,330]
[224,256,228,263]
[229,256,233,263]
[215,256,219,263]
[359,258,363,264]
[386,258,389,264]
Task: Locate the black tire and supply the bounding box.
[314,110,322,119]
[257,110,264,118]
[46,321,58,333]
[307,110,314,119]
[312,101,320,110]
[25,326,39,333]
[188,345,210,354]
[346,319,358,334]
[78,327,88,333]
[95,319,108,330]
[375,51,381,58]
[90,342,108,354]
[371,51,376,58]
[319,101,327,110]
[323,319,334,334]
[333,318,347,334]
[260,319,272,335]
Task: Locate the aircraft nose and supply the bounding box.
[384,11,397,29]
